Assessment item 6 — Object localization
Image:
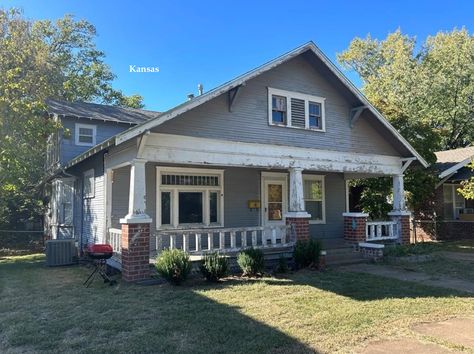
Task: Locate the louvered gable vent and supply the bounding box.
[290,98,305,128]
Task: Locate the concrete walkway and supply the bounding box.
[360,318,474,353]
[340,263,474,294]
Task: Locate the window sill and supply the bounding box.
[269,123,326,133]
[309,220,326,225]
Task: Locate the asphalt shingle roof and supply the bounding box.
[46,99,159,124]
[434,146,474,174]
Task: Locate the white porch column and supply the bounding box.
[120,158,151,223]
[285,167,311,218]
[392,174,406,212]
[289,167,305,212]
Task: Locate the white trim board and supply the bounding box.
[114,42,427,168]
[439,156,474,179]
[142,133,404,175]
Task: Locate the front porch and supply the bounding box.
[102,132,412,281]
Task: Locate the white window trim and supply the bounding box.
[75,123,97,146]
[156,167,224,230]
[303,174,326,224]
[83,169,95,198]
[268,87,326,132]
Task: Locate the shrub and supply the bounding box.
[237,247,265,276]
[155,249,191,285]
[200,252,229,282]
[293,239,322,269]
[275,255,288,273]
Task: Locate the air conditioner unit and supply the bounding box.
[46,239,77,266]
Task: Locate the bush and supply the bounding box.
[275,255,288,273]
[200,252,229,282]
[155,249,191,285]
[237,247,265,276]
[293,239,322,269]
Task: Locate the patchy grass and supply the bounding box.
[384,239,474,257]
[388,255,474,283]
[1,255,474,353]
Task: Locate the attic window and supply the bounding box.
[75,123,96,146]
[268,88,325,132]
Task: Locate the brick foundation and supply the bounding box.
[343,213,368,243]
[121,222,151,282]
[286,216,310,241]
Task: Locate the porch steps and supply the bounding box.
[323,242,367,266]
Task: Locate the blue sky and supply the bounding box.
[2,0,473,111]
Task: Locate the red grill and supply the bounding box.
[83,244,116,287]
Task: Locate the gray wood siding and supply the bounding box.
[308,172,346,239]
[154,55,401,156]
[111,166,131,229]
[224,168,260,228]
[143,164,345,239]
[59,117,132,165]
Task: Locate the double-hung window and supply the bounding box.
[157,167,224,229]
[268,88,325,131]
[75,123,96,146]
[303,175,325,223]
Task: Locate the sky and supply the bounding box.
[1,0,473,111]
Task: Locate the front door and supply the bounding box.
[261,173,288,227]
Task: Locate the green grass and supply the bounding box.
[1,255,473,353]
[384,239,474,257]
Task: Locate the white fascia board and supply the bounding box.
[439,156,474,179]
[114,42,426,168]
[142,133,403,175]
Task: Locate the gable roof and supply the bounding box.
[113,41,428,167]
[435,146,474,179]
[46,99,159,125]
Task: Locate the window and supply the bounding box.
[443,184,468,220]
[75,123,96,146]
[268,88,325,131]
[303,175,325,223]
[308,101,322,129]
[157,167,224,228]
[271,95,287,124]
[83,169,95,198]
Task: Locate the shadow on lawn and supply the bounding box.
[0,257,319,353]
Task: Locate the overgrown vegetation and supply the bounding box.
[199,252,228,282]
[237,247,264,276]
[0,8,143,228]
[155,249,191,285]
[293,239,322,269]
[338,29,474,215]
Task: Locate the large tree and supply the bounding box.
[0,8,143,227]
[338,29,474,216]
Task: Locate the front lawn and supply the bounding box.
[1,255,473,353]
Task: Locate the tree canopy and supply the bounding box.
[338,28,474,216]
[0,8,143,227]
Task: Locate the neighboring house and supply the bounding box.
[44,42,427,281]
[414,146,474,241]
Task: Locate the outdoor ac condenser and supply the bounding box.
[45,239,77,266]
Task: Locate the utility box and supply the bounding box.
[45,239,77,266]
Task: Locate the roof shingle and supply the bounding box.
[46,99,159,124]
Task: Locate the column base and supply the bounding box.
[285,214,311,242]
[343,213,369,243]
[388,211,411,244]
[121,221,151,282]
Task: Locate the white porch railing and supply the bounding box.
[106,228,122,260]
[153,225,294,255]
[366,221,398,241]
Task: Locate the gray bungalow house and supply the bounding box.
[44,42,427,281]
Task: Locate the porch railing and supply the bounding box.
[106,228,122,260]
[153,225,294,255]
[366,221,398,241]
